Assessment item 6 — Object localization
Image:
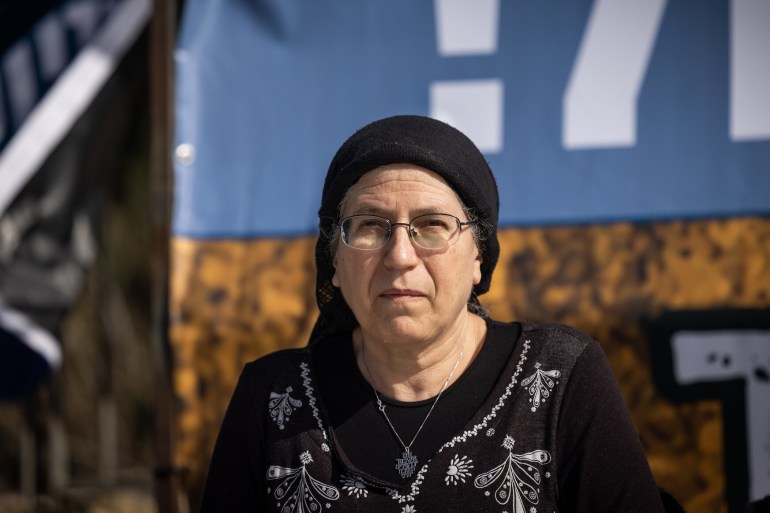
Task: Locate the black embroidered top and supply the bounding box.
[313,318,519,485]
[201,321,666,512]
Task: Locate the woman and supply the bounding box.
[201,115,667,512]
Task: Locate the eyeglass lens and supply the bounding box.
[341,214,462,250]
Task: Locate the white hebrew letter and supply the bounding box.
[673,330,770,501]
[434,0,500,56]
[730,0,770,141]
[430,80,504,153]
[563,0,667,149]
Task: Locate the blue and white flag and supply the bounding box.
[0,0,149,400]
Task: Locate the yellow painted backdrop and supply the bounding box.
[170,216,770,512]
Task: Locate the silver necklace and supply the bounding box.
[361,341,464,479]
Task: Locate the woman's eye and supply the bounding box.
[357,218,387,230]
[416,217,450,230]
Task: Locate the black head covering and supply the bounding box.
[313,115,500,338]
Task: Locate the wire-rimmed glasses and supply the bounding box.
[338,213,474,250]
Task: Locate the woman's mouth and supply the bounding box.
[380,288,424,300]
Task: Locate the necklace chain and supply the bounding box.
[361,340,464,478]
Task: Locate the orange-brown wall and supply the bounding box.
[170,216,770,512]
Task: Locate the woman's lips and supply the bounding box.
[379,288,425,299]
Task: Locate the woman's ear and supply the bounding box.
[331,255,340,287]
[473,252,482,286]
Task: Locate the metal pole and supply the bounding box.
[149,0,178,511]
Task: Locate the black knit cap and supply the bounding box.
[313,115,500,338]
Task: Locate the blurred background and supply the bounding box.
[1,1,769,512]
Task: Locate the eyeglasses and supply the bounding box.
[338,213,474,250]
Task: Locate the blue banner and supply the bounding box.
[174,0,770,238]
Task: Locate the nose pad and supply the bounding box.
[387,223,416,246]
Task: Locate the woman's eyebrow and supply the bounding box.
[347,204,386,215]
[411,207,453,217]
[348,206,454,218]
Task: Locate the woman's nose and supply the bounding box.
[383,224,419,268]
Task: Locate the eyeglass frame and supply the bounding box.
[336,212,476,251]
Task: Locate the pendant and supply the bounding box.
[395,449,419,478]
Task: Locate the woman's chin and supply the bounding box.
[368,315,434,343]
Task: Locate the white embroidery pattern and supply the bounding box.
[387,467,427,504]
[300,362,329,441]
[445,454,474,485]
[474,436,551,512]
[520,362,561,412]
[340,473,369,498]
[267,451,340,512]
[401,506,417,513]
[268,386,303,430]
[388,340,532,505]
[442,340,531,451]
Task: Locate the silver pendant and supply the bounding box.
[395,450,418,478]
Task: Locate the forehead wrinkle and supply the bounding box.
[348,205,456,220]
[340,169,464,219]
[342,193,462,220]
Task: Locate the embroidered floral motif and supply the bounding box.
[267,451,340,512]
[521,362,561,412]
[340,473,369,498]
[401,505,417,513]
[268,386,303,430]
[300,362,330,441]
[445,455,474,485]
[321,443,330,453]
[388,340,532,506]
[486,428,496,437]
[474,435,551,512]
[387,467,426,504]
[300,451,313,465]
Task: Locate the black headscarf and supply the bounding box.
[312,115,500,339]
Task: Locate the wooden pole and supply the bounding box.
[148,0,178,511]
[19,422,35,497]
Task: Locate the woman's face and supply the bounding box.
[332,164,482,345]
